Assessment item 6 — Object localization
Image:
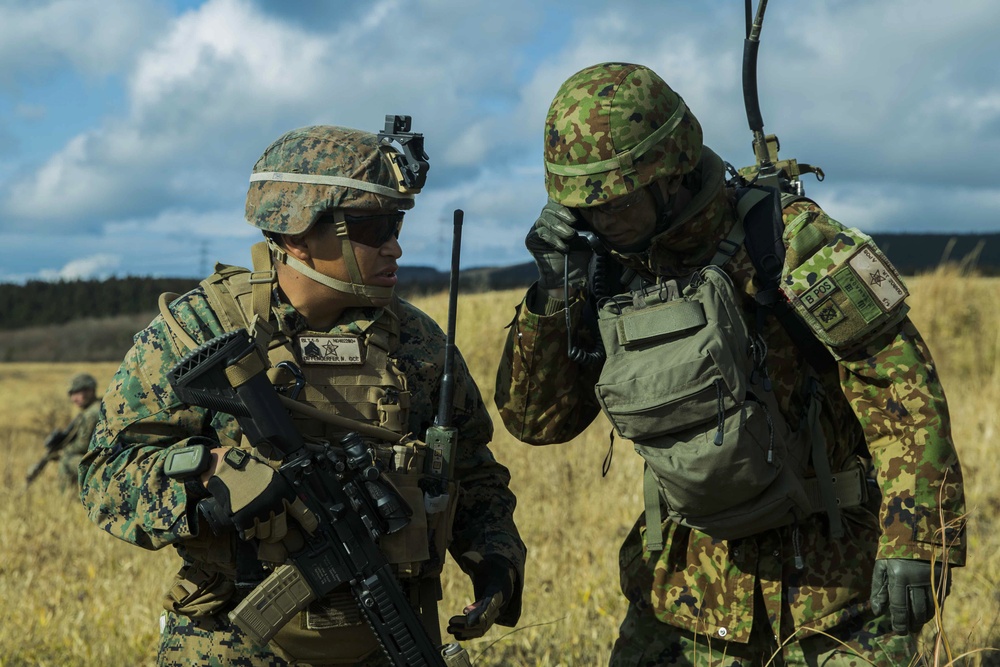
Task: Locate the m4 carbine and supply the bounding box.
[25,426,71,485]
[167,328,470,667]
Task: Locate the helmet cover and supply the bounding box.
[544,62,703,208]
[246,125,415,235]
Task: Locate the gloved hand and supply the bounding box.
[446,552,515,640]
[524,199,592,290]
[203,448,318,552]
[870,558,951,634]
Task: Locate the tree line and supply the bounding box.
[0,277,199,331]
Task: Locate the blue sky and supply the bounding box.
[1,0,998,283]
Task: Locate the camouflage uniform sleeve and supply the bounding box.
[79,292,235,551]
[494,285,603,444]
[449,346,527,624]
[783,201,966,565]
[395,299,527,623]
[62,401,101,458]
[839,320,966,565]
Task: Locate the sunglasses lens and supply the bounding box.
[343,213,404,247]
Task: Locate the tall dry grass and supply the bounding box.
[0,268,997,666]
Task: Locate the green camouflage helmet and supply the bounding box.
[68,373,97,394]
[544,62,703,208]
[245,125,415,235]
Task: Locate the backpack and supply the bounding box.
[593,185,867,547]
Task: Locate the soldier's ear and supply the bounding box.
[282,232,311,261]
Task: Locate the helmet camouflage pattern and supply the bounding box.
[68,373,97,394]
[245,125,415,235]
[544,62,703,208]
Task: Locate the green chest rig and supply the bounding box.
[594,187,868,556]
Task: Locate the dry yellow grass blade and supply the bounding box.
[1,272,997,665]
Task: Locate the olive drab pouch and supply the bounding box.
[163,563,236,618]
[780,214,909,354]
[595,266,812,543]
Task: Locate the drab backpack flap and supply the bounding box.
[595,268,751,440]
[596,266,813,540]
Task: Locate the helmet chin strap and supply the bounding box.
[649,180,677,234]
[265,210,393,306]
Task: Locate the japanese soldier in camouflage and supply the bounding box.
[80,123,526,666]
[495,62,965,666]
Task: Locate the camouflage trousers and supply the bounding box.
[609,589,918,667]
[157,611,391,667]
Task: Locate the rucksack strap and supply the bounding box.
[804,378,844,538]
[736,186,837,375]
[643,465,664,551]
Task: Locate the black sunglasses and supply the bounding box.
[341,212,405,247]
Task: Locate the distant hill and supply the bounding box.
[0,232,995,335]
[869,233,998,275]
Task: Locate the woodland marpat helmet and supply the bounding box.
[245,125,415,235]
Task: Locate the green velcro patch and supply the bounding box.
[801,275,838,312]
[834,267,882,324]
[811,299,846,331]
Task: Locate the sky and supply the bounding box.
[1,0,998,283]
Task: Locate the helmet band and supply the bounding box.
[249,171,414,201]
[545,99,689,178]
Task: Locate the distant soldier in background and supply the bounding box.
[27,373,102,491]
[495,62,966,666]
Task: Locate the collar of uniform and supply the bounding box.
[270,289,384,337]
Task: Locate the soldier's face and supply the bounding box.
[578,186,658,249]
[308,208,403,305]
[70,389,94,409]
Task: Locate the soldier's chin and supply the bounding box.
[367,291,394,308]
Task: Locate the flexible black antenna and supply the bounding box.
[424,209,463,482]
[436,209,462,427]
[743,0,778,187]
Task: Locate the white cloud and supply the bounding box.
[0,0,167,83]
[1,0,999,282]
[39,253,121,281]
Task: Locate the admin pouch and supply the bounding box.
[780,213,909,355]
[595,266,818,545]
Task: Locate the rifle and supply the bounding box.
[167,328,471,667]
[25,427,70,485]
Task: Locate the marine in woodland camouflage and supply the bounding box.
[80,284,526,664]
[495,147,966,645]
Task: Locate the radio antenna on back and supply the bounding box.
[739,0,824,195]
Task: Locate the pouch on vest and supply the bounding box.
[595,266,812,542]
[780,217,909,353]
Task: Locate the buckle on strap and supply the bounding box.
[803,461,868,514]
[248,269,276,285]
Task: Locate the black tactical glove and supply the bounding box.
[203,448,318,550]
[446,552,516,640]
[524,199,591,290]
[870,558,951,634]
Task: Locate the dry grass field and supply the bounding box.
[1,267,998,666]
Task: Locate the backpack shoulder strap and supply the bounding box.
[735,186,836,374]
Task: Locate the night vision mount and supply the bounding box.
[378,114,430,193]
